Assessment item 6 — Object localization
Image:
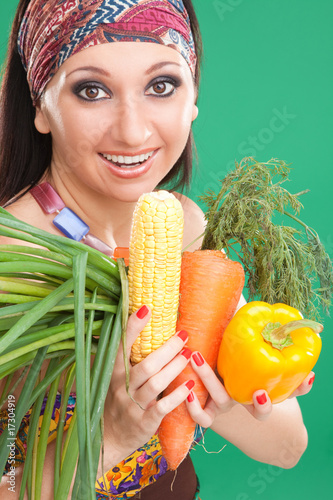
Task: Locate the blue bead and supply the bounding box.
[53,208,90,241]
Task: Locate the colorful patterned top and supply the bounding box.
[0,393,203,499]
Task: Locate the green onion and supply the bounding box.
[0,209,130,498]
[34,371,62,500]
[0,346,49,473]
[19,387,45,500]
[54,363,76,495]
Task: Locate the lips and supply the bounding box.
[98,149,159,179]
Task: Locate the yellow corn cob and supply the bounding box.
[129,191,184,364]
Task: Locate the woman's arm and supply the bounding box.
[210,397,308,468]
[186,354,313,469]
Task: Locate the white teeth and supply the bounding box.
[101,151,154,167]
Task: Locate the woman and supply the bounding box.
[0,1,313,498]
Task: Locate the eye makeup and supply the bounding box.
[71,80,111,101]
[145,75,182,97]
[70,71,183,103]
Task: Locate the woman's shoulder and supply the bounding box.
[172,192,206,251]
[0,191,48,245]
[2,190,39,220]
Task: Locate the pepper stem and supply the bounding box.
[261,319,323,350]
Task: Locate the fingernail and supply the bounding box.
[192,352,204,367]
[187,392,194,403]
[177,330,188,342]
[181,348,192,360]
[256,392,267,405]
[308,374,315,385]
[136,305,149,319]
[186,380,195,391]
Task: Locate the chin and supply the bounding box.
[116,180,166,203]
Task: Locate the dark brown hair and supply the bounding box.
[0,0,203,205]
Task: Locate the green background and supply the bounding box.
[1,1,332,499]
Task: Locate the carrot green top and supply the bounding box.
[200,157,333,321]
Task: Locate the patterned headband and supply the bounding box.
[18,0,197,105]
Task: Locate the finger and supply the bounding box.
[245,390,272,421]
[146,379,195,422]
[186,391,216,428]
[113,305,152,374]
[126,305,152,357]
[135,347,192,403]
[131,330,189,389]
[190,351,233,412]
[289,372,315,398]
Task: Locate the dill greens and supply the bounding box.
[200,157,333,320]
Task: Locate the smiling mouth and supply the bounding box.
[100,151,155,169]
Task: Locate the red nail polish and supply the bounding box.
[187,392,194,403]
[181,348,192,360]
[177,330,188,342]
[192,352,204,367]
[186,380,195,391]
[256,392,267,405]
[308,374,315,385]
[136,305,149,319]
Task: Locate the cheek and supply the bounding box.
[50,106,107,159]
[159,99,195,146]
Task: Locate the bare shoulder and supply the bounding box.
[172,192,206,251]
[1,191,41,224]
[0,191,48,246]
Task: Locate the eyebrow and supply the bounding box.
[67,66,110,77]
[145,61,182,74]
[67,61,182,78]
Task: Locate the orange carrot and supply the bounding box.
[158,250,245,470]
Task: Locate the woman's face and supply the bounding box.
[35,42,198,202]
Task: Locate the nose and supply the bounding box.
[110,95,152,148]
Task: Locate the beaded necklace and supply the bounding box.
[30,182,129,261]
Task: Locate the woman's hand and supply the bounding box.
[102,306,194,464]
[185,351,316,426]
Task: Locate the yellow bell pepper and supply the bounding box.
[217,301,323,404]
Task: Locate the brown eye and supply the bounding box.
[85,87,99,99]
[146,81,175,97]
[77,85,109,100]
[153,82,167,94]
